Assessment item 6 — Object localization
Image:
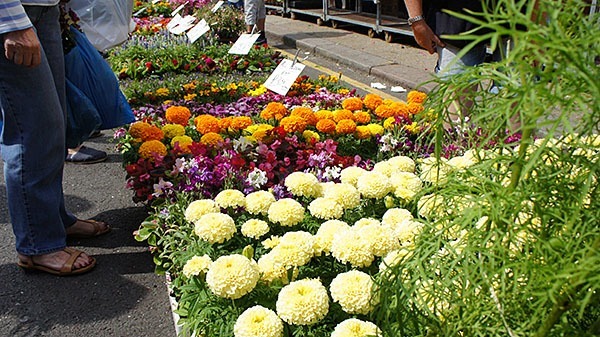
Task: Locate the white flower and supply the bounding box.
[246,168,268,188]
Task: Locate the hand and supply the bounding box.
[3,27,42,67]
[411,20,445,54]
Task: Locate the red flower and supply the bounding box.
[172,59,178,66]
[145,62,153,71]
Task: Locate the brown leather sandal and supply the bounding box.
[17,247,96,276]
[66,219,111,239]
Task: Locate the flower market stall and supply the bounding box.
[109,1,600,336]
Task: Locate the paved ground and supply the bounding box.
[0,13,434,337]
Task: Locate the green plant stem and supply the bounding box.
[533,235,600,337]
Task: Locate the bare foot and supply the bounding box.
[65,219,111,238]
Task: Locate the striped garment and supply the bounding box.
[0,0,59,35]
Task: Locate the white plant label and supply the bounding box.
[228,33,260,55]
[187,19,211,43]
[211,1,225,12]
[264,59,306,96]
[171,4,185,16]
[169,15,196,35]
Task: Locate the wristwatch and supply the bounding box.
[407,15,425,26]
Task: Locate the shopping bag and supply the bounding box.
[66,0,133,52]
[64,26,135,130]
[65,79,103,148]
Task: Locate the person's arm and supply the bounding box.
[404,0,445,54]
[0,0,41,67]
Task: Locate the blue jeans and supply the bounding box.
[0,5,77,255]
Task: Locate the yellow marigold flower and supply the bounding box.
[340,166,366,186]
[417,193,444,219]
[155,87,169,97]
[381,207,414,228]
[323,183,360,209]
[407,90,427,104]
[284,172,321,198]
[366,123,384,135]
[138,140,167,160]
[302,130,320,143]
[171,135,193,152]
[379,248,412,273]
[200,132,224,147]
[331,228,374,267]
[280,115,308,133]
[184,199,220,222]
[194,212,237,244]
[308,197,344,220]
[215,189,246,208]
[383,117,396,129]
[374,104,395,118]
[314,220,350,254]
[372,160,395,177]
[162,124,186,139]
[276,279,329,325]
[182,254,212,278]
[407,102,425,115]
[129,121,151,139]
[363,93,383,110]
[140,124,164,142]
[241,219,270,239]
[330,270,379,314]
[258,252,286,283]
[356,171,392,199]
[316,119,336,134]
[336,119,357,134]
[353,111,371,124]
[165,106,191,126]
[234,306,283,337]
[314,109,334,121]
[194,114,221,134]
[291,106,318,125]
[387,155,416,173]
[262,235,281,250]
[355,125,371,139]
[357,223,400,257]
[230,116,253,131]
[245,190,276,215]
[271,231,314,268]
[333,109,354,122]
[206,254,259,299]
[260,102,288,120]
[331,318,381,337]
[342,97,363,111]
[267,198,305,227]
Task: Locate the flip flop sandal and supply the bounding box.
[66,219,111,239]
[17,247,96,276]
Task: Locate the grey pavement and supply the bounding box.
[0,12,435,337]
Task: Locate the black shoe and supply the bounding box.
[66,146,107,164]
[255,31,267,45]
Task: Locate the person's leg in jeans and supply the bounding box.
[0,5,93,272]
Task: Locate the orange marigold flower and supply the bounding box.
[138,140,167,160]
[363,93,383,110]
[374,104,395,118]
[260,102,288,120]
[219,116,234,130]
[316,119,336,134]
[171,135,193,153]
[407,102,425,115]
[355,125,371,139]
[341,97,363,111]
[129,122,151,139]
[194,114,221,134]
[336,119,357,134]
[280,115,308,133]
[353,111,371,124]
[230,116,253,131]
[200,132,224,147]
[141,125,164,142]
[389,102,410,118]
[315,109,334,121]
[407,90,427,104]
[333,109,354,123]
[165,106,191,126]
[291,107,318,125]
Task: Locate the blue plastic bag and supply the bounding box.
[64,26,134,130]
[65,79,103,148]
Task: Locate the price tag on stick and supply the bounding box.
[228,33,260,55]
[264,57,306,96]
[187,19,211,43]
[169,15,196,35]
[211,0,225,12]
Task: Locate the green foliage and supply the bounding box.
[372,1,600,336]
